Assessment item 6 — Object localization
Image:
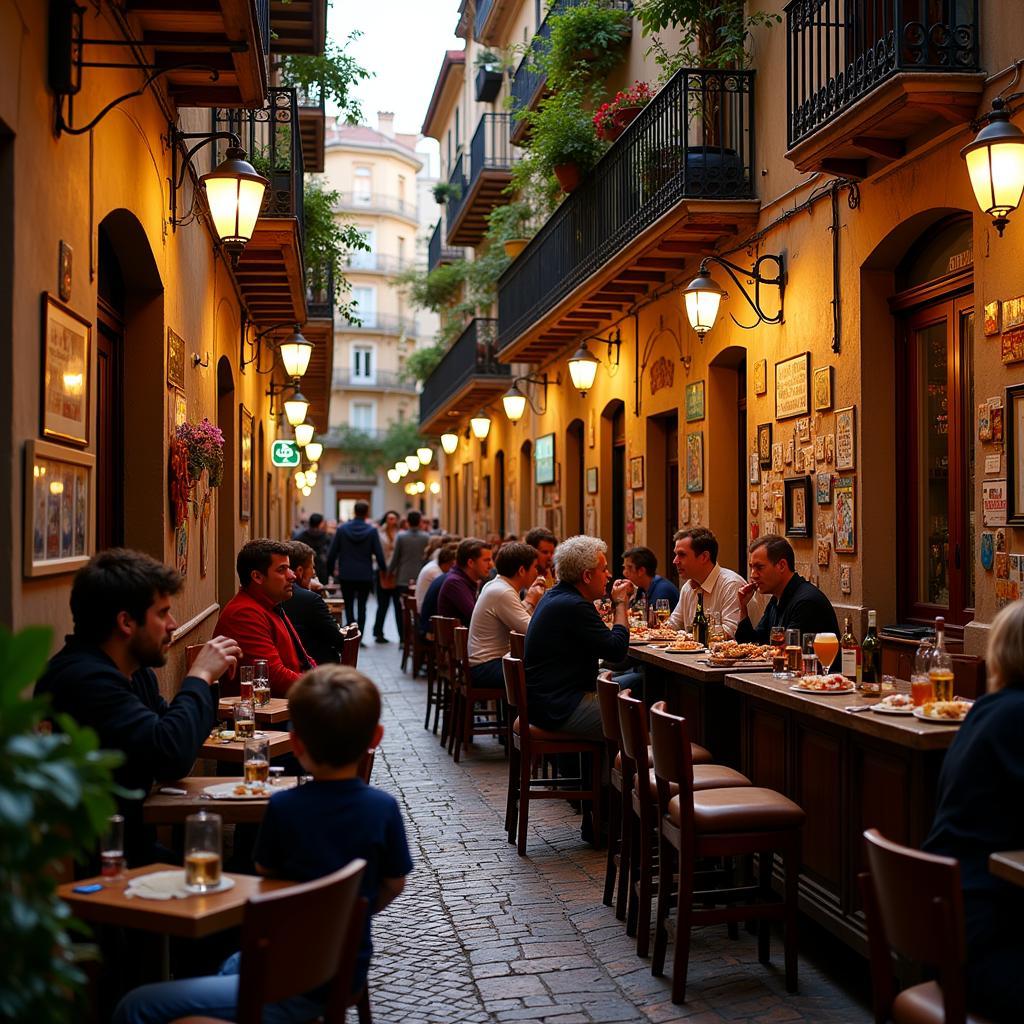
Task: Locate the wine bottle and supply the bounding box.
[840,616,861,683]
[693,592,709,647]
[861,610,881,692]
[928,616,954,701]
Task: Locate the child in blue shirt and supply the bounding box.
[113,666,412,1024]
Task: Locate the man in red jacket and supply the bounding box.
[215,539,316,696]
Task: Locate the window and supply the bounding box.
[350,286,376,327]
[351,345,375,383]
[350,400,376,434]
[353,166,372,204]
[398,174,406,205]
[348,228,376,270]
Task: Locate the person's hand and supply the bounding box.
[610,578,634,605]
[308,578,325,594]
[738,581,758,614]
[525,577,547,608]
[190,635,243,686]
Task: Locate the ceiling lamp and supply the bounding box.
[962,98,1024,236]
[682,254,785,336]
[440,432,459,454]
[283,390,310,427]
[470,410,491,439]
[429,480,441,494]
[567,343,600,396]
[304,441,323,462]
[278,327,313,379]
[294,422,315,447]
[502,383,528,422]
[405,454,421,472]
[387,468,401,484]
[417,447,433,465]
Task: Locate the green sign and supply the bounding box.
[271,440,301,468]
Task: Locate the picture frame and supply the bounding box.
[984,300,1001,336]
[815,471,833,505]
[41,293,91,447]
[685,380,705,422]
[632,493,645,520]
[775,351,810,420]
[833,475,856,553]
[24,438,95,578]
[749,453,760,485]
[167,328,186,391]
[685,432,704,493]
[629,455,644,490]
[1007,383,1024,525]
[757,422,773,468]
[753,359,767,396]
[835,406,856,471]
[784,476,812,538]
[58,241,73,302]
[813,366,833,411]
[586,466,598,494]
[239,405,253,521]
[535,432,556,486]
[1004,295,1024,330]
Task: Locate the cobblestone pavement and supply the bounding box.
[359,607,871,1024]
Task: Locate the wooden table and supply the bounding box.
[723,671,960,952]
[324,598,346,623]
[990,851,1024,887]
[217,697,290,725]
[143,777,297,825]
[199,730,292,762]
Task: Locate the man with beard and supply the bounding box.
[35,548,241,865]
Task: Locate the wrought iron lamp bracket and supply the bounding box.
[584,328,623,372]
[512,372,560,416]
[700,254,785,331]
[266,378,300,418]
[241,319,297,375]
[169,128,242,230]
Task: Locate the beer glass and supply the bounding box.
[239,665,254,703]
[814,632,839,673]
[234,698,255,739]
[252,659,271,707]
[101,814,125,882]
[770,626,787,677]
[184,811,222,892]
[654,599,671,625]
[784,629,802,675]
[244,736,270,783]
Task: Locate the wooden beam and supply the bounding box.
[851,135,904,160]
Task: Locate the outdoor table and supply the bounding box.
[723,671,959,953]
[143,777,296,826]
[324,597,345,623]
[217,697,290,725]
[199,729,292,763]
[989,851,1024,888]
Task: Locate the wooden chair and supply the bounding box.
[341,630,361,668]
[449,626,504,762]
[501,653,603,857]
[400,594,415,674]
[171,859,366,1024]
[618,690,749,958]
[357,748,376,784]
[861,828,990,1024]
[509,630,525,661]
[649,701,804,1003]
[431,616,458,747]
[402,593,431,680]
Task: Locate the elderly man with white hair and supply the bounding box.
[524,535,633,742]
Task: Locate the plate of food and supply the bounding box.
[790,674,856,694]
[656,639,705,653]
[203,781,275,800]
[870,693,914,715]
[710,641,772,662]
[913,699,974,723]
[630,627,680,644]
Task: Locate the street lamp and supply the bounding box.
[304,441,323,462]
[415,481,426,493]
[278,327,313,379]
[294,471,307,489]
[681,271,726,337]
[502,383,528,422]
[417,447,433,465]
[440,432,459,454]
[962,98,1024,236]
[294,422,315,447]
[682,254,785,336]
[283,391,309,427]
[405,455,421,472]
[567,343,600,396]
[302,486,312,497]
[201,148,269,262]
[387,468,400,484]
[397,462,409,478]
[470,410,492,440]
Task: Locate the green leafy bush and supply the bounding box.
[525,91,607,177]
[544,1,631,91]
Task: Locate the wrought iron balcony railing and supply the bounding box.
[785,0,980,149]
[420,318,509,427]
[474,0,496,41]
[445,114,516,239]
[428,220,465,271]
[332,369,418,392]
[338,312,419,337]
[345,253,416,275]
[334,192,419,219]
[306,263,334,320]
[497,67,755,352]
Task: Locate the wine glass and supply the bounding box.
[654,599,671,625]
[813,632,839,674]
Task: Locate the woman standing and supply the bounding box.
[372,510,400,643]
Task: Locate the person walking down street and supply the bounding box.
[372,510,401,643]
[326,500,386,638]
[294,513,330,584]
[383,510,430,642]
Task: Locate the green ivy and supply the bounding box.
[402,343,446,385]
[0,626,123,1024]
[277,32,371,123]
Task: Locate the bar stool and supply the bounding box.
[618,690,749,958]
[431,616,457,748]
[449,626,504,761]
[502,653,603,856]
[649,701,805,1002]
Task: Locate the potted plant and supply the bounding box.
[487,201,534,259]
[432,181,462,205]
[610,80,656,131]
[543,1,632,91]
[474,49,504,103]
[530,93,607,193]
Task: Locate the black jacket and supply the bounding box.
[283,583,345,664]
[734,573,839,644]
[295,527,331,582]
[326,518,386,584]
[34,637,215,864]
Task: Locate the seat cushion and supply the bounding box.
[614,747,653,771]
[669,787,805,833]
[892,981,994,1024]
[634,765,749,802]
[615,743,712,769]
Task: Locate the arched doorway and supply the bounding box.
[645,410,678,584]
[600,400,626,578]
[216,357,238,606]
[494,449,506,536]
[519,439,533,534]
[564,419,584,536]
[708,346,747,574]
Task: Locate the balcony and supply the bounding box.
[473,0,520,45]
[296,82,326,173]
[306,264,334,322]
[785,0,983,178]
[125,0,269,107]
[345,253,416,276]
[214,87,307,327]
[498,68,759,362]
[333,191,420,223]
[420,319,510,433]
[445,114,518,247]
[332,369,418,393]
[428,220,466,272]
[337,313,419,338]
[269,0,328,55]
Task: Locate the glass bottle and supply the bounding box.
[860,610,881,695]
[840,616,861,684]
[928,616,954,701]
[693,592,709,647]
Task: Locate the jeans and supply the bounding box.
[340,580,372,636]
[111,952,324,1024]
[372,579,405,640]
[470,657,506,690]
[557,692,605,743]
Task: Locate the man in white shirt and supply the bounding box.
[667,527,746,637]
[468,542,547,688]
[415,542,456,609]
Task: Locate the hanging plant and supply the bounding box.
[176,418,225,487]
[169,437,191,530]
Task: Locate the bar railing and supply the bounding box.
[428,220,465,271]
[785,0,980,149]
[420,318,509,426]
[497,67,755,352]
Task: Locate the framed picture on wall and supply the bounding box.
[757,422,773,468]
[167,328,186,391]
[775,351,810,420]
[41,293,91,447]
[239,405,253,520]
[835,406,856,471]
[534,432,555,486]
[586,466,598,494]
[1007,383,1024,524]
[629,455,644,490]
[833,475,856,553]
[24,439,95,577]
[783,476,812,539]
[685,380,705,422]
[685,432,703,493]
[813,366,833,411]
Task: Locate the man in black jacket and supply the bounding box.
[325,500,386,637]
[293,512,330,583]
[283,540,346,663]
[34,548,241,865]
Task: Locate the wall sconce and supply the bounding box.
[397,462,409,478]
[282,390,309,427]
[440,432,459,454]
[682,254,785,336]
[567,331,619,397]
[429,481,441,494]
[470,410,492,440]
[301,486,312,497]
[963,97,1024,236]
[387,468,401,484]
[405,455,421,472]
[304,441,323,462]
[294,471,307,489]
[294,422,315,447]
[192,351,210,368]
[417,447,433,465]
[502,372,558,422]
[278,327,314,378]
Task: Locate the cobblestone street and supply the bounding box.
[359,608,871,1024]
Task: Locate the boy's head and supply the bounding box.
[287,666,383,768]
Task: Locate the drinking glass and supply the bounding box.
[252,659,271,707]
[244,736,270,783]
[101,814,125,882]
[654,599,671,625]
[911,672,935,707]
[814,632,839,673]
[770,626,787,677]
[784,629,802,675]
[708,613,727,646]
[184,812,222,893]
[802,634,818,676]
[234,698,255,739]
[239,665,254,703]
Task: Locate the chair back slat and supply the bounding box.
[649,701,696,827]
[501,653,519,711]
[236,860,366,1023]
[341,631,361,667]
[509,630,525,660]
[453,625,470,673]
[597,677,623,747]
[617,689,648,765]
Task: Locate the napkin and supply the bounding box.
[125,870,234,900]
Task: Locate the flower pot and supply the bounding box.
[597,122,623,143]
[503,238,529,260]
[553,162,582,193]
[612,105,642,131]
